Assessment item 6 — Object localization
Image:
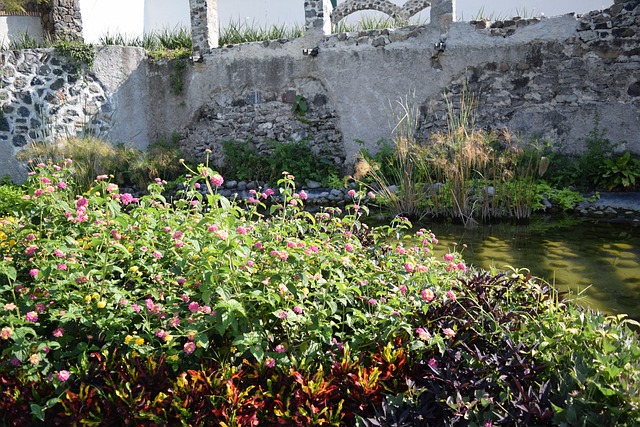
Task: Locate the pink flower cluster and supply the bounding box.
[421,289,435,302]
[445,262,467,272]
[211,174,224,187]
[66,197,89,223]
[270,250,289,261]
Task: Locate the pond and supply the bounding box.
[423,217,640,320]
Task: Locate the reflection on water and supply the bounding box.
[422,217,640,320]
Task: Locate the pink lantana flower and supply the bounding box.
[421,289,435,302]
[184,342,196,354]
[211,174,224,187]
[416,327,431,341]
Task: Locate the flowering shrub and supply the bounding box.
[0,161,639,425]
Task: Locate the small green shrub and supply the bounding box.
[544,112,633,191]
[0,184,25,215]
[598,151,640,191]
[17,136,188,193]
[169,58,187,95]
[533,182,592,211]
[222,139,337,185]
[54,39,96,69]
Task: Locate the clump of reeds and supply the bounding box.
[18,135,187,192]
[357,95,429,220]
[219,19,304,45]
[358,86,548,226]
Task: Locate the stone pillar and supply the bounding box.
[431,0,455,33]
[305,0,333,41]
[189,0,219,56]
[48,0,83,41]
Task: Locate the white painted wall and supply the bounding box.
[80,0,145,42]
[76,0,614,43]
[144,0,190,33]
[0,16,43,48]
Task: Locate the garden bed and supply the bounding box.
[1,163,639,425]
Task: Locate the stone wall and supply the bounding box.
[330,0,432,25]
[47,0,83,41]
[188,0,218,55]
[0,49,112,146]
[417,1,640,153]
[2,1,640,183]
[181,84,344,169]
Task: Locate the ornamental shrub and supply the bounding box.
[0,160,638,424]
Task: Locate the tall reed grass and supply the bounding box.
[17,136,187,192]
[357,96,428,220]
[359,89,548,226]
[219,18,304,45]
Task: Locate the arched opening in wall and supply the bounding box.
[455,0,611,22]
[332,0,431,33]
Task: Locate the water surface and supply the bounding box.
[422,217,640,320]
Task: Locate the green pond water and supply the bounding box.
[422,217,640,320]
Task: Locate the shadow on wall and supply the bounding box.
[0,14,44,48]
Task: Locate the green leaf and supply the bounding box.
[1,264,16,281]
[250,344,264,362]
[30,404,46,422]
[602,338,616,354]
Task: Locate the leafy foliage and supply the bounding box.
[0,183,26,216]
[543,112,638,192]
[0,161,638,424]
[222,139,337,185]
[17,136,188,193]
[0,0,48,14]
[219,18,304,45]
[598,151,640,191]
[53,39,96,70]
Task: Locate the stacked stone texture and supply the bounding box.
[0,49,112,149]
[189,0,218,52]
[418,1,640,148]
[180,89,345,171]
[470,16,543,37]
[323,25,430,48]
[49,0,83,41]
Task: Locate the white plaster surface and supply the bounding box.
[0,16,43,48]
[80,0,145,43]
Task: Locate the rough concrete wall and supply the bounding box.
[418,2,640,154]
[0,16,44,49]
[147,2,640,173]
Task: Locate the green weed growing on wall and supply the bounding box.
[54,39,96,70]
[169,59,187,96]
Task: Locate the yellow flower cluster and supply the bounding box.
[0,218,17,250]
[124,334,145,346]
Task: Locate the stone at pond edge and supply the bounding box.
[628,81,640,97]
